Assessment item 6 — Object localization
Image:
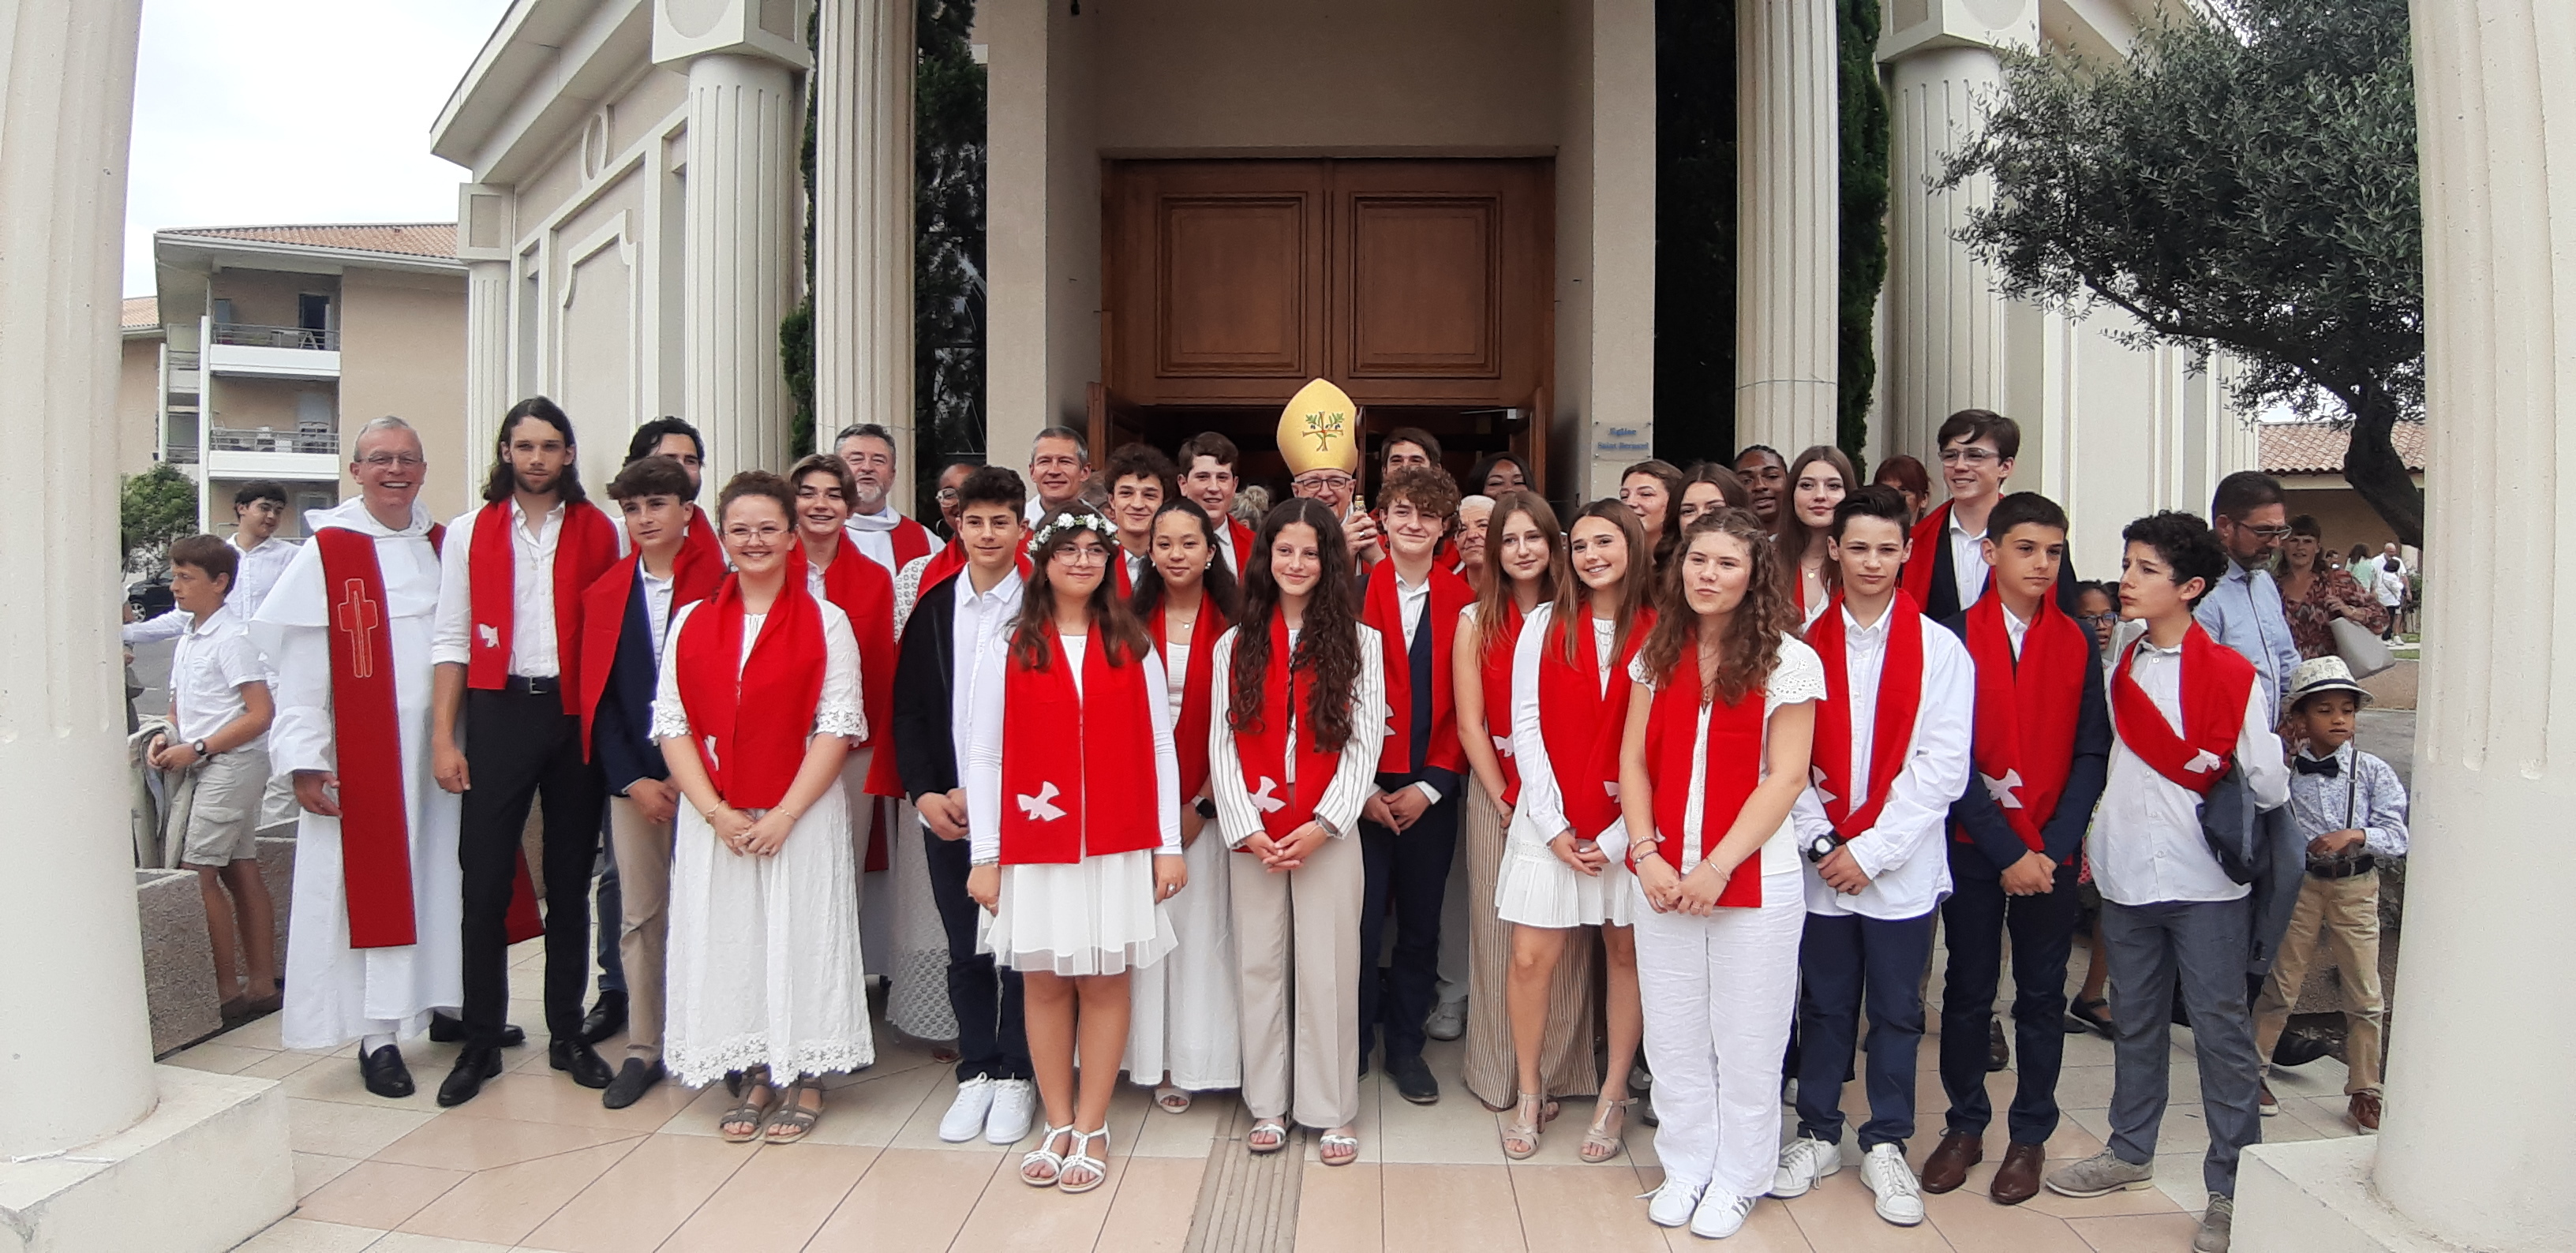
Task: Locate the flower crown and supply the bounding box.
[1031,510,1116,551]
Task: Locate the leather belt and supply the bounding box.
[2306,854,2377,881]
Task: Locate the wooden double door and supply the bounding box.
[1099,158,1555,496]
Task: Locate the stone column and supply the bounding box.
[462,259,511,473]
[814,0,916,500]
[680,52,801,488]
[2376,0,2575,1246]
[0,0,159,1157]
[1734,0,1840,454]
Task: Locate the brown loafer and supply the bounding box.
[1990,1142,2047,1206]
[2349,1090,2382,1131]
[1920,1131,1983,1194]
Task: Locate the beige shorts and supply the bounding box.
[180,746,269,867]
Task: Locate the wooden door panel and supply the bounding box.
[1159,196,1309,376]
[1346,196,1500,378]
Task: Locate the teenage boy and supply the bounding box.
[1354,466,1473,1105]
[837,422,940,574]
[430,398,625,1105]
[1776,486,1974,1229]
[893,466,1040,1146]
[1923,492,2111,1206]
[578,456,721,1108]
[623,417,724,577]
[2251,656,2406,1132]
[2196,470,2301,713]
[129,481,299,640]
[1024,426,1092,526]
[1903,410,2080,620]
[151,535,280,1023]
[1178,432,1254,574]
[1103,443,1177,593]
[2044,512,2289,1253]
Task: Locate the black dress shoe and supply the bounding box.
[601,1057,666,1109]
[552,1037,615,1089]
[438,1046,504,1107]
[1988,1019,2012,1072]
[1387,1053,1440,1105]
[578,989,628,1047]
[358,1045,415,1099]
[428,1013,526,1047]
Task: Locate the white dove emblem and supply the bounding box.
[1017,781,1067,821]
[1249,776,1287,814]
[701,736,720,769]
[475,623,500,648]
[1809,765,1837,806]
[1602,781,1621,801]
[1982,769,2026,809]
[1492,734,1513,757]
[2185,750,2226,775]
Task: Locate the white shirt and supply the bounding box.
[169,604,269,748]
[1623,635,1826,903]
[124,534,301,645]
[950,568,1026,779]
[1947,507,1990,611]
[1387,563,1441,803]
[1206,623,1391,848]
[431,499,626,676]
[2090,635,2293,906]
[2001,602,2031,659]
[638,566,676,654]
[963,632,1181,864]
[1789,604,1975,920]
[1213,521,1242,575]
[1507,604,1623,846]
[1123,546,1148,593]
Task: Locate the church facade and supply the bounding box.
[431,0,2254,567]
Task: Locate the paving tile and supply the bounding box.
[219,1013,291,1050]
[1127,1083,1233,1158]
[279,1049,447,1113]
[167,1041,271,1074]
[395,1139,636,1246]
[243,1049,332,1080]
[287,1096,438,1160]
[369,1116,637,1172]
[1778,1169,1953,1252]
[1922,1186,2093,1253]
[659,1143,878,1251]
[1376,1079,1509,1165]
[292,1150,362,1199]
[519,1132,757,1253]
[233,1217,385,1253]
[294,1159,470,1230]
[1381,1163,1527,1251]
[2064,1210,2206,1252]
[786,1058,946,1147]
[1093,1154,1206,1253]
[1296,1160,1384,1253]
[806,1146,997,1251]
[1508,1163,1670,1252]
[365,1232,515,1253]
[945,1141,1135,1250]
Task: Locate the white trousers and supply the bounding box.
[1633,870,1805,1200]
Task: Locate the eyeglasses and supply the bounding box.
[2077,612,2119,627]
[1292,473,1354,493]
[1938,447,2001,466]
[723,524,790,541]
[2241,524,2296,540]
[934,488,960,503]
[1054,548,1108,566]
[356,453,425,469]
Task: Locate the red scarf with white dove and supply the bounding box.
[1475,602,1525,806]
[1230,615,1346,841]
[998,624,1161,864]
[2110,623,2256,796]
[465,499,620,715]
[1807,592,1928,841]
[1956,589,2089,855]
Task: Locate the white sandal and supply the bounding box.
[1153,1083,1193,1114]
[1057,1126,1110,1194]
[1247,1118,1290,1154]
[1318,1128,1360,1166]
[1020,1123,1073,1187]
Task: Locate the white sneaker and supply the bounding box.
[938,1075,995,1143]
[1690,1188,1756,1239]
[984,1077,1038,1144]
[1643,1178,1705,1228]
[1425,997,1468,1042]
[1859,1143,1926,1226]
[1769,1134,1840,1199]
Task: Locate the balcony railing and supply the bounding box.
[208,426,338,456]
[210,322,339,351]
[166,350,199,372]
[163,444,199,466]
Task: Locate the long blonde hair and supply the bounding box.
[1466,490,1565,658]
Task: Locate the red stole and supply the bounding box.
[465,499,620,716]
[816,541,897,753]
[1899,500,1953,608]
[1957,591,2090,853]
[1115,546,1141,597]
[888,516,934,570]
[674,570,829,809]
[2110,623,2256,796]
[1360,562,1474,776]
[1153,597,1229,802]
[678,505,724,595]
[1222,518,1255,574]
[1475,602,1525,806]
[916,537,968,591]
[1641,653,1765,907]
[1230,615,1346,840]
[998,626,1161,864]
[1808,593,1929,840]
[577,548,724,757]
[1535,604,1655,837]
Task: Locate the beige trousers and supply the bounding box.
[1230,828,1365,1130]
[608,795,676,1064]
[2252,870,2385,1094]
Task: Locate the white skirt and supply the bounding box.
[1123,831,1242,1090]
[981,848,1179,977]
[1494,806,1638,929]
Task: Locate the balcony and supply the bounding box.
[204,322,339,380]
[203,425,340,480]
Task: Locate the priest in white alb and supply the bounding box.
[250,416,463,1099]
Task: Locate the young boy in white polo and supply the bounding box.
[2250,656,2406,1132]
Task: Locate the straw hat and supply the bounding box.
[2286,655,2372,709]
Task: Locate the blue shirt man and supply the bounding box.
[2195,558,2300,713]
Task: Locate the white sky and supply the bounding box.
[123,0,515,296]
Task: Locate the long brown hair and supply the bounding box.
[1132,497,1245,623]
[1468,490,1565,660]
[1776,444,1858,555]
[1010,505,1152,671]
[1227,498,1363,751]
[1553,500,1653,668]
[1622,458,1686,567]
[1638,509,1800,705]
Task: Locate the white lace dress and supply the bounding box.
[653,599,878,1086]
[1122,636,1244,1090]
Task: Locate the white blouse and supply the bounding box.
[1627,634,1824,885]
[650,598,868,745]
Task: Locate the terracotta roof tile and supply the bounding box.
[162,223,459,260]
[2260,420,2427,476]
[120,295,158,330]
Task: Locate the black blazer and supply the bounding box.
[1920,529,2085,621]
[1938,608,2112,877]
[892,569,965,800]
[593,578,668,795]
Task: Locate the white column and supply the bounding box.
[814,0,915,498]
[462,259,511,473]
[1734,0,1840,454]
[0,0,158,1155]
[2376,1,2576,1247]
[681,52,800,488]
[1881,43,2010,459]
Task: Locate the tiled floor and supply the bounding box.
[187,941,2369,1252]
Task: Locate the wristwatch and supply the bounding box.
[1194,797,1217,820]
[1314,814,1346,840]
[192,739,211,757]
[1802,829,1844,864]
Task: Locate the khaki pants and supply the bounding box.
[2252,870,2384,1094]
[1230,829,1364,1130]
[608,795,676,1064]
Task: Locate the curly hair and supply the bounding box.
[1467,490,1565,660]
[2121,511,2229,608]
[1227,498,1363,752]
[1132,497,1245,625]
[716,469,796,528]
[1010,505,1152,671]
[1638,508,1799,706]
[1552,500,1653,668]
[1380,464,1462,524]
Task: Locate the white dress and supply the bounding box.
[653,599,877,1086]
[1496,604,1638,928]
[1123,637,1245,1090]
[967,634,1182,977]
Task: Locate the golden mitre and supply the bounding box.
[1278,377,1359,475]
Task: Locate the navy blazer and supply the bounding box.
[593,576,668,795]
[1921,529,2086,621]
[1362,566,1463,802]
[1938,608,2111,876]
